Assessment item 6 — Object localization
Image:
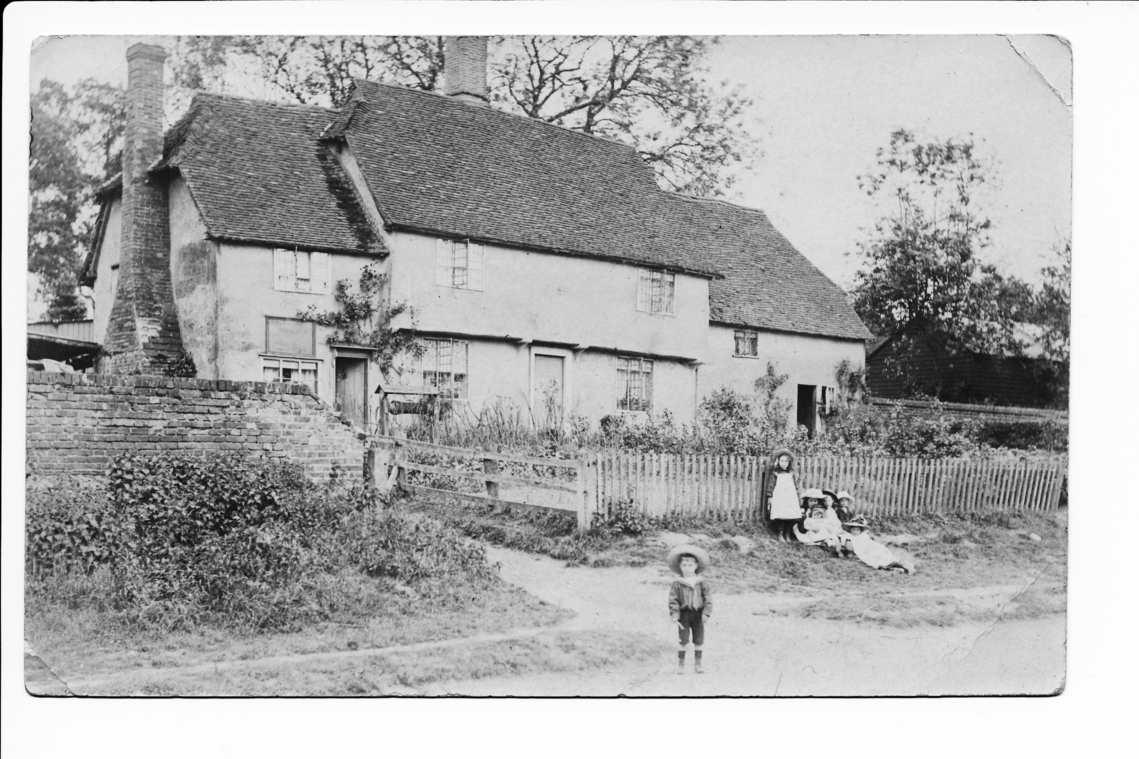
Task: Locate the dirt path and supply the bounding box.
[420,546,1066,696]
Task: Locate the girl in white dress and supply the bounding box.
[765,448,801,542]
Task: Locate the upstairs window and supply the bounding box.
[421,338,469,399]
[436,239,484,291]
[274,249,330,293]
[616,357,653,412]
[733,330,759,357]
[637,269,675,314]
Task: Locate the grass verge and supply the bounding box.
[34,630,665,696]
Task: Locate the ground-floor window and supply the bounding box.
[617,356,653,412]
[421,338,469,399]
[262,357,319,393]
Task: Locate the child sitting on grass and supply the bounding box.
[794,503,844,556]
[667,544,713,674]
[834,491,857,523]
[841,516,916,574]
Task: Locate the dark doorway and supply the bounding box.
[797,384,817,438]
[335,357,368,430]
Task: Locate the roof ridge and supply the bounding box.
[349,77,640,152]
[189,90,338,115]
[664,192,768,216]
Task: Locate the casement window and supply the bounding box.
[274,249,330,293]
[262,357,319,393]
[819,386,837,415]
[616,356,653,412]
[733,329,759,357]
[420,338,469,399]
[436,239,484,291]
[636,269,676,314]
[265,317,316,356]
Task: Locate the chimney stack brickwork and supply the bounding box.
[444,37,489,104]
[101,43,187,375]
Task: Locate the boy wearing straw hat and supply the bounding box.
[667,544,713,674]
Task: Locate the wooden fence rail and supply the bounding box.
[368,436,1067,530]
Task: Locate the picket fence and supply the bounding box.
[369,436,1067,529]
[591,452,1067,521]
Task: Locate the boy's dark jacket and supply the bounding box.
[669,578,713,620]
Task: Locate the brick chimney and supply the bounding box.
[444,36,489,105]
[101,43,186,375]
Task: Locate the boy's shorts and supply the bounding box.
[677,609,705,646]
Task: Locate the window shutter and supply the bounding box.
[274,249,294,290]
[468,244,485,291]
[436,239,451,287]
[311,252,330,293]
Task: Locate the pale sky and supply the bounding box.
[28,33,1071,291]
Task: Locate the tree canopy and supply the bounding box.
[173,35,758,196]
[850,129,1036,381]
[29,78,124,321]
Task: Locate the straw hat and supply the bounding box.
[822,489,840,503]
[836,491,854,501]
[770,448,795,468]
[842,515,870,531]
[802,488,825,500]
[667,544,711,575]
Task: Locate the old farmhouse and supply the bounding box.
[80,40,870,434]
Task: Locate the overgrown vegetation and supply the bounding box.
[397,357,1066,461]
[25,453,504,634]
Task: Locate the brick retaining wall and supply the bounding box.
[26,372,366,481]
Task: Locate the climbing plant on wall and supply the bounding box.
[297,262,424,370]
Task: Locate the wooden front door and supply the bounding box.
[335,357,368,430]
[533,354,565,428]
[797,384,817,438]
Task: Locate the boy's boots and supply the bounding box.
[676,651,685,675]
[694,650,704,674]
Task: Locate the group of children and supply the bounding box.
[664,447,913,675]
[764,447,913,572]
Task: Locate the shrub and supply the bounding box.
[25,478,123,578]
[591,501,650,537]
[27,453,497,632]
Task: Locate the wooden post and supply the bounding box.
[576,452,589,531]
[369,443,394,495]
[483,457,500,505]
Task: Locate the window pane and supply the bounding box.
[451,242,469,288]
[664,273,675,313]
[637,270,651,311]
[300,364,317,392]
[263,359,280,383]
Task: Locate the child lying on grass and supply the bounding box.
[841,516,916,574]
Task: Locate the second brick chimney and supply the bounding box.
[444,36,489,105]
[101,43,186,375]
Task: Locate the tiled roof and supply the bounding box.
[336,80,716,277]
[96,83,867,341]
[661,195,873,341]
[156,94,386,255]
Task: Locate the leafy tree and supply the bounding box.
[850,129,1036,394]
[1032,236,1071,407]
[173,35,757,196]
[29,78,125,321]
